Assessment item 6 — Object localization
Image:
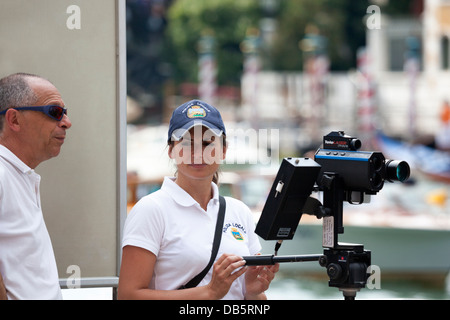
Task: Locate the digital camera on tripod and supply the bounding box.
[243,131,410,299]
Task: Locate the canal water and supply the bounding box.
[266,274,450,300]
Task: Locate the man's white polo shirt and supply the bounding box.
[122,177,262,300]
[0,145,62,300]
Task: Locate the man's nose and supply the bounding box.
[59,114,72,129]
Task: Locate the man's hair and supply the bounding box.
[0,73,41,131]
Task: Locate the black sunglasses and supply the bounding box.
[0,105,68,121]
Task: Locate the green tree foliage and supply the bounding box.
[270,0,370,71]
[166,0,261,85]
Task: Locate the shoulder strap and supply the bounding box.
[180,195,226,289]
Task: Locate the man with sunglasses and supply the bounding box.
[0,73,72,300]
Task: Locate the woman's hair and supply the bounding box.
[167,134,227,185]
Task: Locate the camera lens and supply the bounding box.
[385,160,410,182]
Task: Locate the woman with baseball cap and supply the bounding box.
[119,100,278,300]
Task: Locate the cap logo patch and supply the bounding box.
[187,105,207,118]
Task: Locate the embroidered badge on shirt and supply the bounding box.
[231,227,244,241]
[223,222,247,241]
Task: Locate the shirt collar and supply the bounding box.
[162,176,219,207]
[0,144,34,174]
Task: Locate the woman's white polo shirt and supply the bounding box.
[122,177,262,299]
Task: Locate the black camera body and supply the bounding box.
[315,148,386,194]
[315,131,410,198]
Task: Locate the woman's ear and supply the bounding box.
[168,143,174,159]
[222,142,227,160]
[221,136,228,160]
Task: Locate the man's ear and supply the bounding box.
[4,109,22,132]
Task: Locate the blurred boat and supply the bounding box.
[376,134,450,183]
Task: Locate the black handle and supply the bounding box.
[243,255,275,266]
[243,254,323,266]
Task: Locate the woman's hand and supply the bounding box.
[244,263,279,300]
[119,248,246,300]
[205,253,247,300]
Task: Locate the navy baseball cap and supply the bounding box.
[168,100,226,142]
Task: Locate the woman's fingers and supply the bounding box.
[215,254,246,278]
[208,253,247,299]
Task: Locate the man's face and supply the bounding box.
[19,78,72,167]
